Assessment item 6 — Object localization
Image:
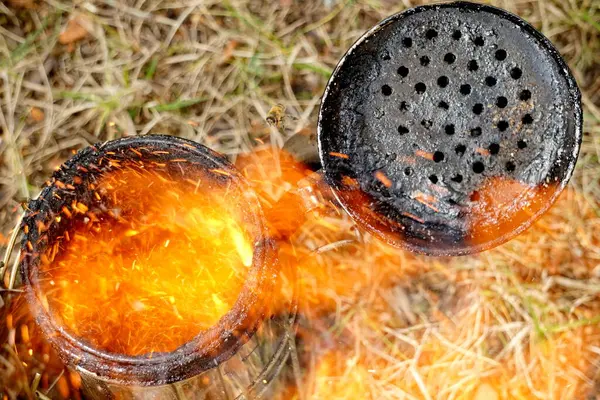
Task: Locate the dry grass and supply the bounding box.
[0,0,599,399]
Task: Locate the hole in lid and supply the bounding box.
[510,67,522,79]
[470,127,482,137]
[404,167,413,176]
[452,30,462,40]
[460,84,471,95]
[421,119,433,129]
[402,37,412,48]
[451,174,463,183]
[426,29,438,40]
[497,120,509,131]
[382,85,392,96]
[522,114,533,124]
[433,151,444,163]
[506,161,516,172]
[400,101,409,111]
[448,198,458,205]
[472,103,484,115]
[415,82,426,94]
[445,124,455,135]
[438,101,449,110]
[496,96,508,108]
[468,60,479,71]
[485,76,497,87]
[520,89,532,101]
[398,125,409,135]
[455,144,466,156]
[474,36,485,46]
[444,53,456,64]
[437,76,449,88]
[495,49,507,60]
[429,174,438,184]
[420,56,430,66]
[517,140,527,149]
[488,143,500,155]
[397,66,409,77]
[470,191,480,201]
[472,161,485,174]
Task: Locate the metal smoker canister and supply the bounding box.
[19,135,295,399]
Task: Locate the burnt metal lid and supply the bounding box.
[318,1,582,256]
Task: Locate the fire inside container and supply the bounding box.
[19,136,294,398]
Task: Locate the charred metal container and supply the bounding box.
[318,1,582,256]
[20,136,295,399]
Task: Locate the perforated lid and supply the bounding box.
[318,2,581,256]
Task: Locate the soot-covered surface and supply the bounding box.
[318,2,581,255]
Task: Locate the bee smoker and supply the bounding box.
[19,135,296,399]
[10,2,582,399]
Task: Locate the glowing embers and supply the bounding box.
[39,167,253,356]
[21,136,276,385]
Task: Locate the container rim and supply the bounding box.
[20,135,279,385]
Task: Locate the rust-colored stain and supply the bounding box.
[467,176,556,247]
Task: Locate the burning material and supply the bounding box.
[236,146,319,240]
[19,135,279,385]
[38,167,253,356]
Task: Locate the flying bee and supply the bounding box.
[266,104,286,130]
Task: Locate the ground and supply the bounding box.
[0,0,599,399]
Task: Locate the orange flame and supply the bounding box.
[38,167,256,356]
